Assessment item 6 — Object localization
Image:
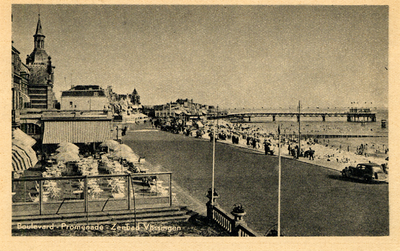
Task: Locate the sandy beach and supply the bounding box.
[191,118,389,172]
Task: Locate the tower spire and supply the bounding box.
[33,14,45,51]
[35,14,44,37]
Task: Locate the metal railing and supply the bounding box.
[12,172,172,216]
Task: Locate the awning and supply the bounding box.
[13,128,36,147]
[12,143,38,172]
[42,120,113,144]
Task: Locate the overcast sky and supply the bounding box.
[11,5,388,109]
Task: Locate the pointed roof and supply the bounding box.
[133,89,138,95]
[34,14,45,37]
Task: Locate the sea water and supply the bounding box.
[235,108,388,156]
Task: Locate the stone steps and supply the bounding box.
[12,206,191,229]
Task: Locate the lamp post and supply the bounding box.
[211,106,218,206]
[298,101,301,159]
[116,126,119,141]
[278,124,282,237]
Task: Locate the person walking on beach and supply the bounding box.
[252,137,257,149]
[264,140,270,155]
[308,147,315,160]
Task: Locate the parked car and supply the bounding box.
[341,163,387,182]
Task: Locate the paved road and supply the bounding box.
[122,128,388,236]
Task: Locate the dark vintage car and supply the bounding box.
[341,163,387,182]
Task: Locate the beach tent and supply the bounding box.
[13,128,36,147]
[56,143,79,154]
[125,154,140,163]
[114,144,134,153]
[111,150,139,161]
[58,142,76,148]
[100,140,120,150]
[12,143,38,172]
[111,144,139,161]
[12,128,38,172]
[55,151,80,162]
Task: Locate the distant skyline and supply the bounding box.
[12,5,388,109]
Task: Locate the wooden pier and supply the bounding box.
[209,108,376,123]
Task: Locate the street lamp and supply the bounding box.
[116,126,119,141]
[278,124,282,237]
[298,101,301,159]
[211,105,218,206]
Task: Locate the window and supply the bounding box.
[21,123,41,135]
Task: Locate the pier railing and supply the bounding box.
[12,172,172,216]
[208,110,376,122]
[206,190,260,237]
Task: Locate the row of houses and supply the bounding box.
[11,15,144,174]
[11,14,221,173]
[151,99,217,120]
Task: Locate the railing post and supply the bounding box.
[206,188,219,221]
[24,181,27,203]
[127,175,131,210]
[169,173,172,207]
[84,176,88,213]
[39,180,43,215]
[231,205,247,236]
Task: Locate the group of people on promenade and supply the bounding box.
[153,117,388,169]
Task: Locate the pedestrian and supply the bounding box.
[288,144,291,155]
[308,147,314,160]
[264,140,270,155]
[121,126,127,136]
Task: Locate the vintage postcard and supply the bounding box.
[3,1,399,250]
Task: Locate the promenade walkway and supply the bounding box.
[121,125,351,217]
[216,139,346,173]
[122,126,389,236]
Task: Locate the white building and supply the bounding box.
[61,85,109,111]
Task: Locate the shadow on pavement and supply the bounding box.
[327,174,387,185]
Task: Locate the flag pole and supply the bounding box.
[298,100,301,159]
[278,124,281,237]
[211,106,218,206]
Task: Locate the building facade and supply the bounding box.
[12,44,30,128]
[61,85,110,111]
[154,99,210,119]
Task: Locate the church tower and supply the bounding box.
[131,88,141,105]
[26,14,56,109]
